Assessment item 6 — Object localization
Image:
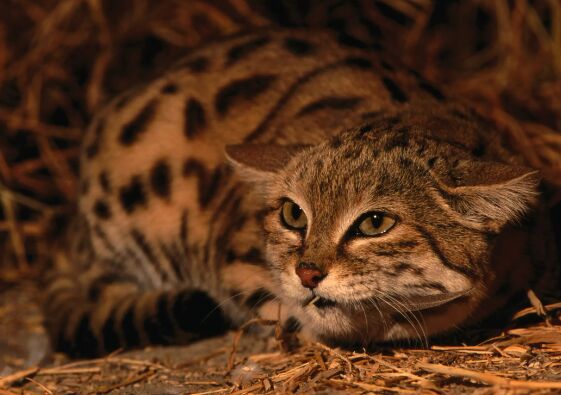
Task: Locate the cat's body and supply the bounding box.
[43,29,557,357]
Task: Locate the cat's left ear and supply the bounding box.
[225,144,310,183]
[436,160,540,230]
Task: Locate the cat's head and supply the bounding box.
[226,110,539,346]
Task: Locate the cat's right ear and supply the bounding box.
[225,144,309,183]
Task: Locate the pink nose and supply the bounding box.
[295,262,325,289]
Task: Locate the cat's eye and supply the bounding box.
[280,200,307,230]
[355,212,396,237]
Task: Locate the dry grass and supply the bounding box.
[0,0,560,393]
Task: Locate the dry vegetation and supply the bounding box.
[0,0,560,393]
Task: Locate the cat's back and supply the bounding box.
[78,28,447,255]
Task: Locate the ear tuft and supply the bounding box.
[225,144,309,182]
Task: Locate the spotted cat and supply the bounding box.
[43,28,558,357]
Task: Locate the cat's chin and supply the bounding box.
[286,289,481,345]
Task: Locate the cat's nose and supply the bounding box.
[295,262,326,289]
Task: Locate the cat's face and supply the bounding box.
[227,121,538,346]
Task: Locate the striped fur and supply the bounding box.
[43,29,558,356]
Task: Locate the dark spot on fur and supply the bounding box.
[93,199,112,220]
[344,57,373,69]
[184,97,206,139]
[337,32,369,49]
[380,60,395,71]
[122,305,141,347]
[239,247,264,265]
[215,74,276,116]
[283,316,301,333]
[74,314,98,357]
[472,141,486,157]
[150,159,172,199]
[227,36,270,65]
[330,135,343,149]
[183,159,226,208]
[155,293,176,341]
[161,83,179,94]
[172,290,228,335]
[85,119,105,158]
[245,288,274,309]
[374,2,413,26]
[419,80,445,101]
[327,18,346,31]
[384,130,409,151]
[297,96,363,117]
[119,175,147,213]
[101,314,120,353]
[382,77,407,102]
[131,228,157,264]
[359,123,374,134]
[284,37,315,55]
[180,56,209,73]
[114,90,136,110]
[119,99,158,145]
[99,171,111,193]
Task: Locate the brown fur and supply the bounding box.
[42,29,557,356]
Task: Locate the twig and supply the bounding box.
[417,362,561,389]
[227,318,277,370]
[330,378,418,394]
[0,367,39,388]
[93,370,156,394]
[25,377,54,395]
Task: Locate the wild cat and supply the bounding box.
[43,28,557,357]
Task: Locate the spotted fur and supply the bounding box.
[43,29,558,357]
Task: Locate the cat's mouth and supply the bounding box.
[303,295,337,309]
[301,289,472,311]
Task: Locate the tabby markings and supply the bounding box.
[297,96,363,117]
[119,175,147,213]
[244,57,375,141]
[184,98,207,139]
[102,314,120,352]
[283,37,316,55]
[85,119,105,159]
[161,83,179,94]
[121,304,141,347]
[131,228,158,266]
[172,290,226,334]
[159,242,186,280]
[150,159,172,200]
[93,199,112,220]
[215,74,277,117]
[178,56,210,73]
[245,288,275,309]
[74,314,98,357]
[381,77,407,103]
[226,36,270,66]
[337,33,370,49]
[99,171,111,193]
[414,224,479,279]
[119,100,158,146]
[183,159,226,208]
[155,293,176,341]
[374,2,413,26]
[418,80,445,101]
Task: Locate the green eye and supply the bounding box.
[280,200,307,230]
[356,212,396,236]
